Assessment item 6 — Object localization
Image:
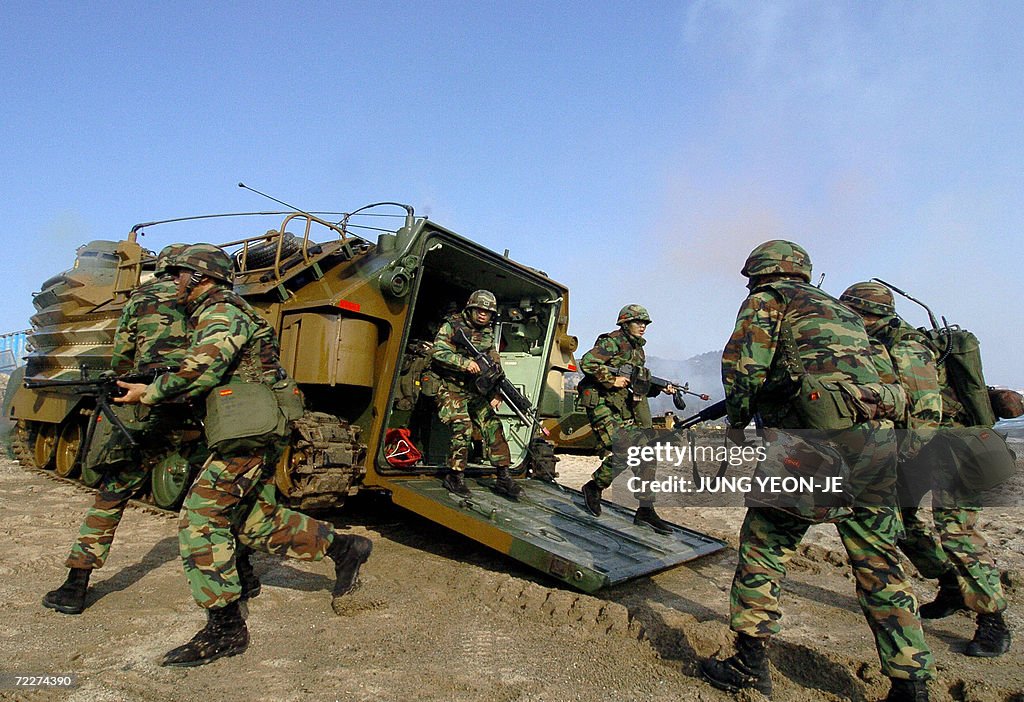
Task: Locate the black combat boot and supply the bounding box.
[634,505,672,535]
[918,569,965,619]
[161,601,249,667]
[581,480,603,516]
[235,546,262,600]
[700,633,772,696]
[965,611,1011,657]
[884,678,929,701]
[493,467,523,501]
[443,470,472,497]
[328,533,374,598]
[42,567,91,615]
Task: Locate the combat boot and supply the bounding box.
[965,611,1011,657]
[42,567,91,615]
[236,546,262,600]
[581,480,603,516]
[161,601,249,667]
[328,533,374,598]
[700,633,772,696]
[634,505,672,535]
[884,678,929,701]
[493,467,523,501]
[442,470,472,497]
[919,570,965,619]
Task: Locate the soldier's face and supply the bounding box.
[626,321,648,337]
[471,308,493,326]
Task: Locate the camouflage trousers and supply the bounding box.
[66,407,196,569]
[179,446,334,609]
[730,505,935,681]
[66,461,154,569]
[896,451,1007,614]
[586,401,657,504]
[899,504,1007,614]
[436,382,511,472]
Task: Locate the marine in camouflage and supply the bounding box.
[66,269,192,571]
[578,323,657,492]
[430,307,511,471]
[842,282,1007,617]
[714,241,935,684]
[134,253,338,610]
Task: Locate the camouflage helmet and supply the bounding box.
[155,243,189,275]
[465,289,498,313]
[839,281,895,317]
[741,240,812,282]
[173,243,235,284]
[617,304,652,325]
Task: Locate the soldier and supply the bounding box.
[430,290,522,500]
[577,305,676,534]
[842,282,1012,658]
[115,243,372,667]
[701,242,935,702]
[40,244,266,614]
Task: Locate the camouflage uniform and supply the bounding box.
[142,283,336,610]
[842,283,1008,620]
[578,327,656,490]
[707,242,934,695]
[65,274,192,570]
[430,309,511,473]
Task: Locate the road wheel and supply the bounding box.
[33,422,58,469]
[274,442,304,498]
[54,418,84,479]
[151,450,193,510]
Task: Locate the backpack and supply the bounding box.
[919,326,996,427]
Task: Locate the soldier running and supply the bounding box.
[701,242,935,702]
[115,243,372,667]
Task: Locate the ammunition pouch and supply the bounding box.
[83,404,146,474]
[578,384,601,409]
[746,429,854,523]
[938,427,1017,492]
[793,375,906,431]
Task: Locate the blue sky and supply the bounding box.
[2,2,1021,386]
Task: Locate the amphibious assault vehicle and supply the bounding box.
[4,204,723,591]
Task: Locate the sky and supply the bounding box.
[2,1,1022,386]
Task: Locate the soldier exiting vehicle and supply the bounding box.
[429,290,522,500]
[842,281,1012,659]
[577,305,676,534]
[701,242,935,702]
[42,244,261,615]
[115,243,372,667]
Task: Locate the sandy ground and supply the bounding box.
[1,435,1022,702]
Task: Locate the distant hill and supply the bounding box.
[646,350,723,416]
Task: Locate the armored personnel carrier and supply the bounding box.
[4,204,723,591]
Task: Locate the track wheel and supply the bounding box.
[54,418,84,479]
[274,441,305,498]
[151,450,194,510]
[33,422,58,469]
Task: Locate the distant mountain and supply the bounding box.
[646,351,723,416]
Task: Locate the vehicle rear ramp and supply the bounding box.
[381,475,726,593]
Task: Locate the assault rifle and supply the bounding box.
[613,363,710,412]
[670,399,729,484]
[452,328,550,438]
[25,366,179,447]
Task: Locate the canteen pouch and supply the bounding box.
[272,377,305,422]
